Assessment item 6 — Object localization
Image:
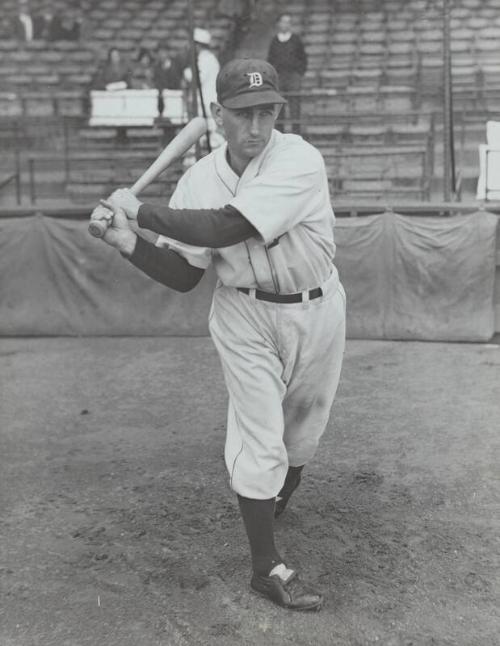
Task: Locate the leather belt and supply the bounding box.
[237,287,323,304]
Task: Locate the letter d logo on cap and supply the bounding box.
[246,72,263,88]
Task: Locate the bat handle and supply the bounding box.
[88,199,117,238]
[88,218,109,238]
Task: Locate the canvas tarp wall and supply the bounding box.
[0,210,497,340]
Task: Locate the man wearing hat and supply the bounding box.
[183,28,220,119]
[95,58,346,612]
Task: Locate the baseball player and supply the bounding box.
[98,58,346,611]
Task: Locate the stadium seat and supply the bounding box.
[358,43,386,59]
[384,65,419,87]
[52,41,81,52]
[452,64,480,91]
[9,50,33,63]
[361,31,387,44]
[418,28,444,41]
[54,91,86,117]
[22,93,55,117]
[333,31,358,44]
[379,85,415,111]
[463,0,483,9]
[6,75,33,88]
[473,38,500,63]
[329,40,358,58]
[416,40,442,56]
[0,92,22,117]
[419,58,443,89]
[352,68,383,85]
[387,19,412,32]
[390,30,415,43]
[345,86,380,112]
[348,124,388,143]
[0,40,18,52]
[33,74,60,87]
[65,74,92,87]
[452,8,471,19]
[469,17,489,29]
[389,121,431,144]
[68,51,95,63]
[479,63,500,88]
[478,26,500,38]
[304,124,346,140]
[0,66,20,78]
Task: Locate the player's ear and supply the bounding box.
[274,104,283,119]
[211,102,223,127]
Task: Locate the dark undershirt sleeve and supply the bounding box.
[137,203,258,248]
[127,234,204,292]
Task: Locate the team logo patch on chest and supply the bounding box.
[246,72,263,88]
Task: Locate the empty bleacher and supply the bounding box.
[285,0,500,200]
[0,0,232,204]
[1,0,500,204]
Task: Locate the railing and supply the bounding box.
[26,151,181,203]
[0,169,21,205]
[3,96,500,205]
[0,151,21,205]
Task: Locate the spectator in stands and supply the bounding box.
[51,3,83,41]
[130,48,156,90]
[217,0,251,28]
[36,1,60,41]
[0,15,12,39]
[182,28,224,154]
[154,42,183,91]
[154,41,184,116]
[12,0,36,42]
[183,28,220,119]
[267,13,307,134]
[91,47,131,91]
[216,0,258,62]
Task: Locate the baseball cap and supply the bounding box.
[216,58,287,109]
[193,27,211,45]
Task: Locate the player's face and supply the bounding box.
[218,103,280,169]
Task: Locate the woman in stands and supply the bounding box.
[130,48,156,90]
[91,47,131,91]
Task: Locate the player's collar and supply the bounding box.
[214,143,239,195]
[215,130,281,195]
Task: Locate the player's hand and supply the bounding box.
[89,202,113,227]
[99,199,137,257]
[108,188,142,220]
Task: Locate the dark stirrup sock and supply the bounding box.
[237,495,282,576]
[278,465,304,497]
[275,465,305,517]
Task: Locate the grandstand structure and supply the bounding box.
[0,0,500,205]
[0,0,498,338]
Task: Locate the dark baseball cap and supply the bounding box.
[216,58,287,109]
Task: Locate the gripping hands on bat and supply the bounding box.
[88,116,208,238]
[88,187,142,251]
[97,198,137,257]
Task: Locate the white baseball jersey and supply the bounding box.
[157,130,346,499]
[157,129,337,293]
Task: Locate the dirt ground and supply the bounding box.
[0,337,499,646]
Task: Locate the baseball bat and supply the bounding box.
[88,116,208,238]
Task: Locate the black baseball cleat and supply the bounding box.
[275,474,302,517]
[251,563,323,611]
